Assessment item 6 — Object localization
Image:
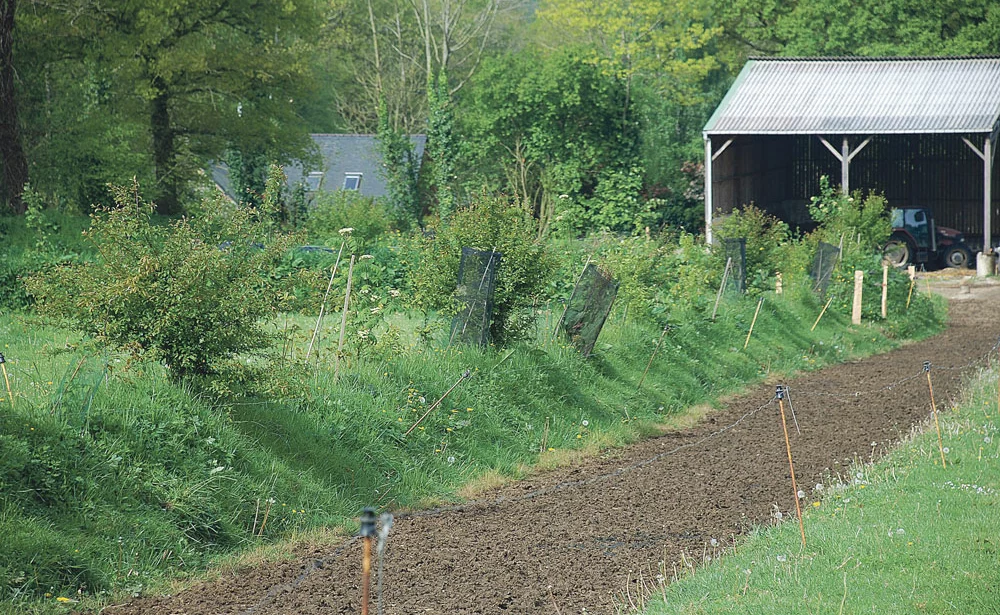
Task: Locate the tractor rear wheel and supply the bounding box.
[884,236,913,268]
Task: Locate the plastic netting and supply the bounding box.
[811,242,841,295]
[449,247,502,347]
[560,264,619,357]
[722,238,747,295]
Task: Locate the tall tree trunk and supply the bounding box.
[0,0,29,214]
[150,76,180,214]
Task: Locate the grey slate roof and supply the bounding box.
[212,133,426,200]
[704,57,1000,135]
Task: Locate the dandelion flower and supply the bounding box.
[776,555,787,562]
[710,538,719,547]
[447,456,456,464]
[418,396,426,404]
[797,490,805,499]
[943,447,950,454]
[581,420,589,427]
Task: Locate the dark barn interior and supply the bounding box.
[709,133,1000,244]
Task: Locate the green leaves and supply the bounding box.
[25,183,300,380]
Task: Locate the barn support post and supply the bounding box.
[963,135,996,275]
[818,136,871,195]
[704,135,713,244]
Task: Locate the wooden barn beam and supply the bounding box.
[712,138,734,161]
[818,136,871,195]
[704,135,714,244]
[963,135,994,254]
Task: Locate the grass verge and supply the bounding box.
[0,286,944,614]
[641,364,1000,615]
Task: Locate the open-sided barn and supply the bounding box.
[703,56,1000,252]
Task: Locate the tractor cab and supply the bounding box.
[885,207,972,269]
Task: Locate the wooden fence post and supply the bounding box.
[852,270,863,325]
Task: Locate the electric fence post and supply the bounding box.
[0,353,13,408]
[359,507,377,615]
[776,385,806,548]
[924,361,946,468]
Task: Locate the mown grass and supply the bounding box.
[640,364,1000,615]
[0,280,944,614]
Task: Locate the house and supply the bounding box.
[212,133,426,201]
[703,57,1000,250]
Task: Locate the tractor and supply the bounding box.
[883,207,973,269]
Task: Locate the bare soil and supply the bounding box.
[105,285,1000,615]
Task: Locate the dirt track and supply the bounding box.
[107,281,1000,615]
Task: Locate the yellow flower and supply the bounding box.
[56,597,75,603]
[812,501,821,508]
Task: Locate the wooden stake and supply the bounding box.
[305,241,345,362]
[906,265,916,309]
[0,354,13,408]
[811,297,833,332]
[637,324,670,390]
[851,270,863,325]
[404,370,471,436]
[712,257,733,321]
[777,386,806,548]
[360,508,376,615]
[924,362,946,468]
[333,255,356,382]
[881,264,888,318]
[744,297,764,350]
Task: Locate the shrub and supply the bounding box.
[25,183,300,379]
[715,204,792,290]
[808,176,891,258]
[304,190,391,249]
[411,194,555,344]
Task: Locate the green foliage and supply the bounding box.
[411,194,555,344]
[24,184,300,379]
[304,190,392,250]
[808,176,892,259]
[376,96,421,226]
[715,204,792,290]
[460,49,645,234]
[426,71,457,220]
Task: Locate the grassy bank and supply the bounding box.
[641,362,1000,615]
[0,283,944,614]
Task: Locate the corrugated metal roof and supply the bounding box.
[704,57,1000,135]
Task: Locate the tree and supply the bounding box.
[0,0,28,213]
[536,0,720,111]
[89,0,323,214]
[460,49,644,234]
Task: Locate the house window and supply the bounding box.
[305,171,324,192]
[343,173,362,191]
